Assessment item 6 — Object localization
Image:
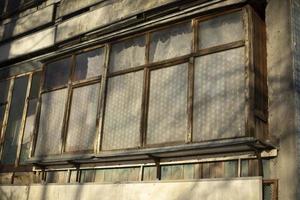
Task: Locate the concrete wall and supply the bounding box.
[291,0,300,199]
[0,178,262,200]
[266,0,298,199]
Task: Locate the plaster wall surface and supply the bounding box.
[0,178,262,200]
[266,0,298,199]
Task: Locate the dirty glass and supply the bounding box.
[29,71,42,99]
[44,57,71,90]
[0,105,6,127]
[149,22,192,62]
[93,167,140,183]
[35,89,68,156]
[1,76,28,165]
[193,47,245,141]
[65,83,101,153]
[20,99,38,164]
[102,71,143,150]
[147,63,188,145]
[198,11,244,49]
[46,171,68,183]
[224,161,238,178]
[143,166,157,181]
[74,48,105,81]
[0,79,10,104]
[109,36,146,73]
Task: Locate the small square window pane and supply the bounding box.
[20,99,38,164]
[29,72,42,99]
[102,71,143,150]
[46,171,68,183]
[109,36,146,73]
[150,22,192,63]
[65,83,101,153]
[198,11,244,49]
[0,79,10,104]
[74,48,105,81]
[147,64,188,145]
[44,57,71,89]
[35,89,68,157]
[1,76,28,165]
[193,47,245,141]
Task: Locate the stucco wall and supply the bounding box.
[0,178,262,200]
[266,0,298,199]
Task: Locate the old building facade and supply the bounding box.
[0,0,299,199]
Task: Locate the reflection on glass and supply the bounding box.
[198,11,244,49]
[109,36,146,73]
[150,22,192,62]
[74,48,105,81]
[44,57,71,90]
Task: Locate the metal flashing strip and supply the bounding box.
[27,137,275,167]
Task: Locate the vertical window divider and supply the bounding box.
[96,44,110,153]
[141,33,151,147]
[243,6,255,137]
[29,67,46,158]
[61,55,76,154]
[0,78,15,161]
[14,73,33,167]
[187,19,197,144]
[187,57,194,143]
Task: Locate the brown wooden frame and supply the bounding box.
[0,5,268,170]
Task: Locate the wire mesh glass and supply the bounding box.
[0,79,10,104]
[35,88,68,156]
[74,48,105,81]
[65,83,101,152]
[149,22,192,62]
[198,11,244,49]
[1,76,29,164]
[193,47,245,141]
[109,35,146,73]
[20,99,38,164]
[44,57,71,90]
[29,71,42,99]
[147,63,188,145]
[102,71,143,150]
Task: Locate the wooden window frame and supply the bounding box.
[0,5,268,169]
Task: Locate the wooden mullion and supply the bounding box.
[97,44,111,153]
[244,6,255,138]
[0,78,15,161]
[61,55,76,154]
[29,66,46,158]
[187,57,194,143]
[15,73,33,167]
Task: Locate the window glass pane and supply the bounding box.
[29,72,42,99]
[102,71,143,150]
[143,166,157,181]
[149,22,192,63]
[1,76,28,165]
[65,83,101,153]
[198,11,244,49]
[35,89,68,157]
[0,79,10,104]
[224,161,238,178]
[109,36,146,73]
[93,167,140,183]
[46,171,68,183]
[74,48,105,81]
[147,64,188,145]
[0,105,6,127]
[20,99,38,164]
[193,47,245,141]
[44,57,71,89]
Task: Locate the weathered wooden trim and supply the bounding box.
[14,73,33,167]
